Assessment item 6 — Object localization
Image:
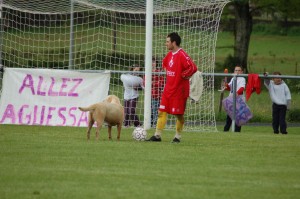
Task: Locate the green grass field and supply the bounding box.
[216,32,300,74]
[1,124,299,199]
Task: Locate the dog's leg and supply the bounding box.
[108,126,112,140]
[117,124,121,141]
[95,121,103,141]
[87,113,94,141]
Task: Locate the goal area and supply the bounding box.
[0,0,229,132]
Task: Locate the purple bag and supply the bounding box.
[222,95,253,126]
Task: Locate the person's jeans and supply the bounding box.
[224,115,241,132]
[151,99,160,127]
[124,98,141,127]
[272,103,287,133]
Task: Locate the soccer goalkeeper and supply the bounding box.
[146,32,198,143]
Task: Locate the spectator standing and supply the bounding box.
[264,71,291,134]
[144,57,165,127]
[120,65,144,127]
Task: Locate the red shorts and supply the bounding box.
[159,95,188,115]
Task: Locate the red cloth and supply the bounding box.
[224,83,230,91]
[237,87,245,95]
[224,83,244,96]
[246,74,261,101]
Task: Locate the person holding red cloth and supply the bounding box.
[223,66,246,132]
[147,32,198,143]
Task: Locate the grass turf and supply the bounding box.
[216,32,300,74]
[0,124,299,199]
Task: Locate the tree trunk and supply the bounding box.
[233,1,252,73]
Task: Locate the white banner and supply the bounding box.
[0,68,110,127]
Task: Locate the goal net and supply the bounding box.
[0,0,229,132]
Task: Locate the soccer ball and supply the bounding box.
[132,127,147,141]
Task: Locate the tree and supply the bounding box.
[227,0,300,73]
[232,0,252,73]
[262,0,300,34]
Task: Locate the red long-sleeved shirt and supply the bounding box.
[162,48,198,99]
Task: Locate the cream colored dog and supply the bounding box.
[78,95,124,141]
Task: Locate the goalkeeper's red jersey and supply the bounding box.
[162,48,198,99]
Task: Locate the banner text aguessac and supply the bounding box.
[0,68,110,127]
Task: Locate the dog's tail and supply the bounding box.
[78,105,96,112]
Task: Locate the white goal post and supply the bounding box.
[0,0,230,132]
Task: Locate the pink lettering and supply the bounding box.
[58,107,67,126]
[58,78,70,96]
[77,110,88,127]
[68,78,83,97]
[19,74,35,95]
[32,105,46,125]
[18,105,31,125]
[0,104,16,124]
[1,104,91,126]
[37,76,46,96]
[46,107,56,125]
[69,107,77,126]
[48,77,59,96]
[18,75,83,98]
[32,105,39,125]
[40,106,46,125]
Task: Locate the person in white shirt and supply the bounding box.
[223,66,246,132]
[264,71,291,134]
[120,65,144,127]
